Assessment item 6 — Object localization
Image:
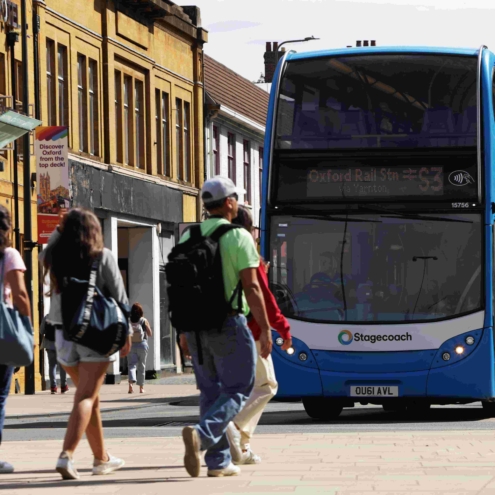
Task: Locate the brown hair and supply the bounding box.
[43,208,104,293]
[0,205,11,253]
[130,302,144,323]
[232,205,253,233]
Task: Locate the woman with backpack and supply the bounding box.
[41,208,132,480]
[128,303,152,394]
[40,315,68,394]
[0,205,31,474]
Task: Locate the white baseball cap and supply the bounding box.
[201,176,244,205]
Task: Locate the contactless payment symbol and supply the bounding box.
[338,330,353,345]
[448,170,474,187]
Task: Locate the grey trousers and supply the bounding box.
[128,342,148,386]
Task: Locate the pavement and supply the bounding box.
[5,381,199,419]
[4,382,495,493]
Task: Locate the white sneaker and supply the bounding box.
[92,453,125,475]
[207,462,241,477]
[226,422,243,464]
[0,461,13,474]
[56,451,80,480]
[237,448,262,465]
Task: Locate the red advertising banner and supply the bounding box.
[35,127,70,244]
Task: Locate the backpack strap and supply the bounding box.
[211,223,244,313]
[190,224,202,240]
[209,223,242,243]
[228,281,243,313]
[140,317,147,340]
[80,255,101,336]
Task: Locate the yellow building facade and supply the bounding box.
[0,0,207,390]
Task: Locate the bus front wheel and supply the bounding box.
[303,397,343,420]
[482,401,495,416]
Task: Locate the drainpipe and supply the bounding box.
[21,0,35,395]
[202,49,207,184]
[32,2,40,120]
[6,31,20,252]
[32,0,43,389]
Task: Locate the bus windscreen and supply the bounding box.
[275,54,477,150]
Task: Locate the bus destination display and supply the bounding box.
[307,166,445,198]
[273,153,478,203]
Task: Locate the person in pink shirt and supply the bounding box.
[0,205,31,474]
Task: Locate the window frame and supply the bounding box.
[183,101,191,183]
[155,89,170,177]
[243,140,251,204]
[123,75,132,166]
[57,44,68,127]
[77,54,87,153]
[176,98,183,180]
[134,79,145,169]
[115,71,123,163]
[259,146,264,203]
[46,39,56,126]
[88,59,98,156]
[213,126,220,176]
[114,65,147,171]
[228,133,236,183]
[0,53,5,96]
[162,92,170,177]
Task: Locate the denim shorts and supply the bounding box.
[55,330,117,367]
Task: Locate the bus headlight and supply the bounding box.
[286,347,295,355]
[431,329,482,369]
[275,337,284,346]
[299,352,308,361]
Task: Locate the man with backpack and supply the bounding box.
[166,176,272,478]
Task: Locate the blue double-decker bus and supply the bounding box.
[261,45,495,418]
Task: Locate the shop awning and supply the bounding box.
[0,110,42,149]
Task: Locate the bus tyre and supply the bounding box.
[482,401,495,416]
[302,397,343,420]
[406,402,431,415]
[382,403,407,413]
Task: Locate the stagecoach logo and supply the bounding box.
[338,330,353,345]
[448,170,475,187]
[338,330,413,345]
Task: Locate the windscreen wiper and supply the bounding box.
[291,214,382,223]
[286,206,381,223]
[357,204,473,224]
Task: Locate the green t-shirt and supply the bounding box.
[180,218,259,315]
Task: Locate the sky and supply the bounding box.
[188,0,495,83]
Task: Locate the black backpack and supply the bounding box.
[165,223,243,334]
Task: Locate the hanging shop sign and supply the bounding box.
[35,126,70,244]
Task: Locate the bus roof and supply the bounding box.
[286,46,482,61]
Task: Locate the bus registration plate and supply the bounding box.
[350,386,398,397]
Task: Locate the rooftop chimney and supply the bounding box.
[264,41,278,84]
[356,40,362,47]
